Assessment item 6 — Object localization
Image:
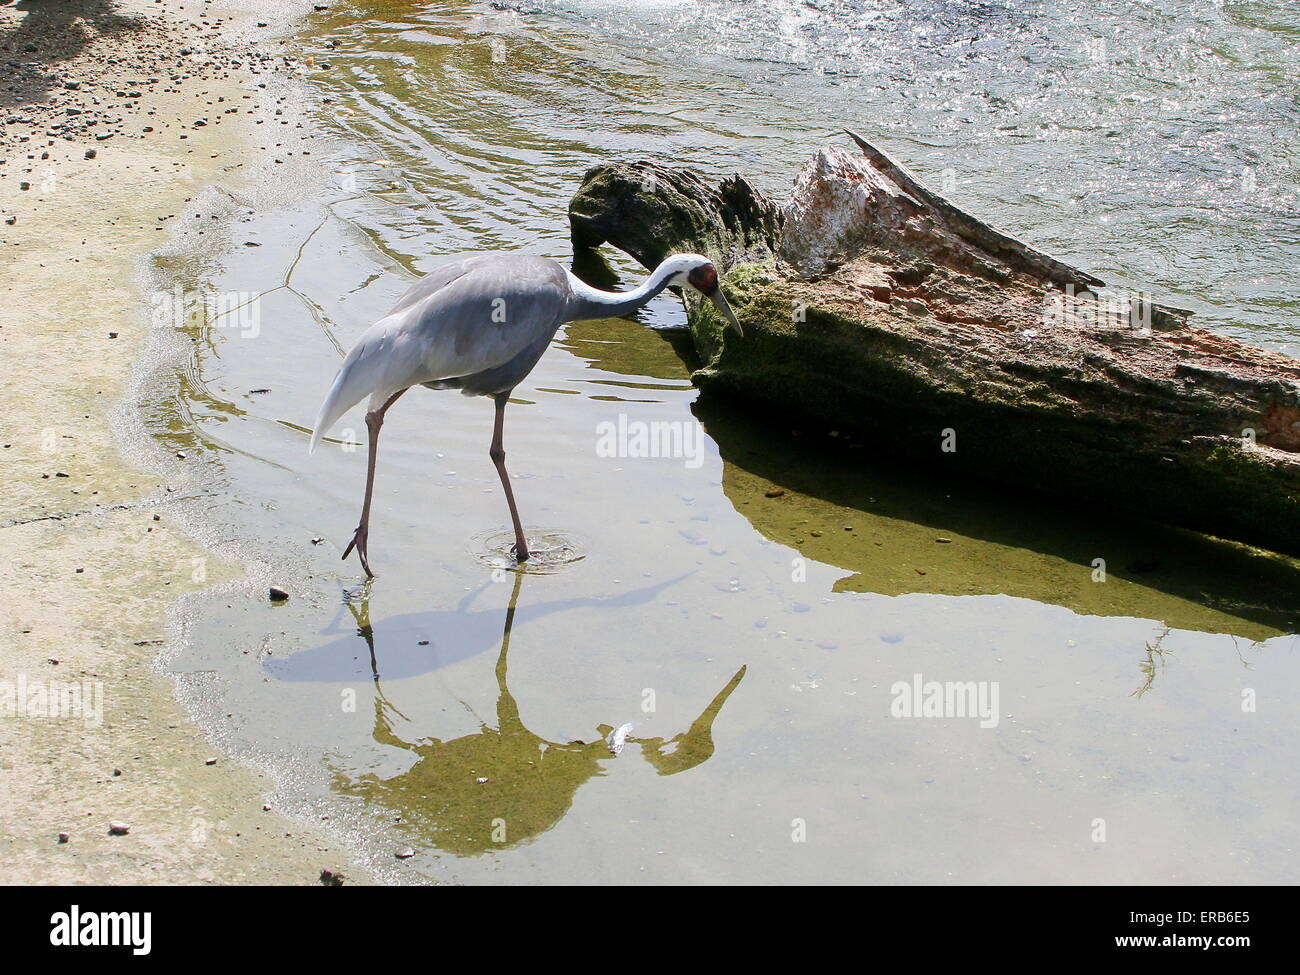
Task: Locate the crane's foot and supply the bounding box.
[342,524,374,578]
[511,539,530,564]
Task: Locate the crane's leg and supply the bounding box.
[343,389,406,577]
[490,392,530,562]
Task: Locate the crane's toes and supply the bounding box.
[342,525,374,577]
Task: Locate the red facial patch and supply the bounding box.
[687,263,719,295]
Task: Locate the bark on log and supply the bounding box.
[568,135,1300,556]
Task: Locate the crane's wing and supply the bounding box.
[309,255,568,452]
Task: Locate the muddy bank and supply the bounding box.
[0,0,370,885]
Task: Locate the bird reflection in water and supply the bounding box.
[333,572,746,856]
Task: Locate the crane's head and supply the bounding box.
[669,254,743,337]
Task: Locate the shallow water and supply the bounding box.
[151,0,1298,883]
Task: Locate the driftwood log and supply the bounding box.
[569,133,1300,557]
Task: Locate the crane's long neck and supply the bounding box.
[563,258,682,323]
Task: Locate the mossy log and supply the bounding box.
[569,133,1300,555]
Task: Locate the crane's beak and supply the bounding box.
[710,288,743,337]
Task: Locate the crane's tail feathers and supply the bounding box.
[309,342,379,454]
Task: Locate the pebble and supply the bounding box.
[395,848,415,860]
[319,868,345,886]
[108,821,131,835]
[205,757,218,766]
[58,832,70,843]
[764,488,785,498]
[269,586,289,601]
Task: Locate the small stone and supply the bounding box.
[262,804,272,811]
[319,868,345,886]
[58,832,70,843]
[108,821,130,835]
[84,148,96,159]
[175,450,186,459]
[764,488,785,498]
[269,586,289,601]
[204,758,217,766]
[475,776,488,784]
[936,537,952,543]
[108,331,118,338]
[395,848,415,860]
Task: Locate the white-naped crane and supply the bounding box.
[311,252,740,576]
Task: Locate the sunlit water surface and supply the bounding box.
[148,0,1300,883]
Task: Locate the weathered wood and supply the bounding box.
[569,135,1300,555]
[569,161,782,270]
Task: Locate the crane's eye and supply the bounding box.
[687,263,719,295]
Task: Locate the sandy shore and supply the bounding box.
[0,0,371,884]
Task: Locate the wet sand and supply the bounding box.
[0,0,371,885]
